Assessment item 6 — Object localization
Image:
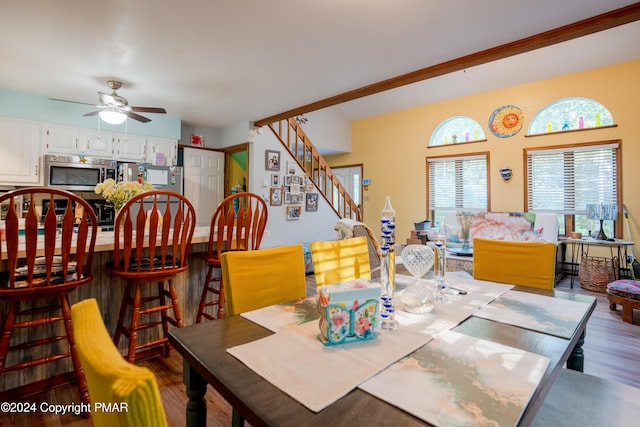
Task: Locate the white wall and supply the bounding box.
[180,123,221,148]
[301,107,351,154]
[249,129,339,248]
[179,107,353,247]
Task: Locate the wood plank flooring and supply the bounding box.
[1,276,638,426]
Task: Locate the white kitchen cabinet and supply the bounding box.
[83,129,115,158]
[147,137,177,165]
[116,134,147,162]
[0,118,42,184]
[42,124,81,155]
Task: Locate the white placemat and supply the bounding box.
[227,320,432,412]
[472,290,592,338]
[360,330,550,427]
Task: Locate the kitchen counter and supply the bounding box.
[0,225,215,395]
[1,226,212,259]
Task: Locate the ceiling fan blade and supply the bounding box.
[98,92,119,106]
[49,98,95,106]
[82,110,101,117]
[124,110,151,123]
[130,106,166,114]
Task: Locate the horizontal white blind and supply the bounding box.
[526,145,618,214]
[428,155,487,211]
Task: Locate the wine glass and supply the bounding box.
[400,245,435,314]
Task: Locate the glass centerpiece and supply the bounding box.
[400,245,435,314]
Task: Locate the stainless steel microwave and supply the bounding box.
[43,154,117,191]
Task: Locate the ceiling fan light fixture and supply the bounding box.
[99,108,127,125]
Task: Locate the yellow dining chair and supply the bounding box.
[71,298,167,427]
[472,237,557,289]
[222,245,306,315]
[310,236,371,287]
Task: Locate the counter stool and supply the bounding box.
[110,190,195,363]
[607,279,640,324]
[195,192,267,322]
[0,188,97,408]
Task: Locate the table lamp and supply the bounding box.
[585,203,618,240]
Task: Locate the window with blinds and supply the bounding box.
[427,154,488,222]
[525,141,620,235]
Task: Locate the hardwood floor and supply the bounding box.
[1,276,638,426]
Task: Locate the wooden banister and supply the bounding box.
[267,118,361,221]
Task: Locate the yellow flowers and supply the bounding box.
[94,179,154,210]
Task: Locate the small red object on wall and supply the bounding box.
[191,133,204,147]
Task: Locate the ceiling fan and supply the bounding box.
[51,80,166,124]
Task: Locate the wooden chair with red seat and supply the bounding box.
[195,192,268,322]
[0,188,97,407]
[110,190,196,363]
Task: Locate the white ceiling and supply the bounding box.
[1,1,639,129]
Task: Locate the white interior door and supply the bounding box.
[183,147,225,226]
[332,166,362,208]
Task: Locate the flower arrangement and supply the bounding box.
[94,179,154,210]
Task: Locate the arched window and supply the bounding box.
[528,97,614,135]
[429,116,485,147]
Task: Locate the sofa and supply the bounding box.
[412,211,559,277]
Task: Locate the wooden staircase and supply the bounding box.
[266,118,361,221]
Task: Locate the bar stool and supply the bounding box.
[110,190,195,363]
[195,192,268,322]
[0,188,97,407]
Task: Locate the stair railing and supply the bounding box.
[266,118,361,221]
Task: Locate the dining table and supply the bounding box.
[168,274,596,427]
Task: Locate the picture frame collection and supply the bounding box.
[266,151,318,220]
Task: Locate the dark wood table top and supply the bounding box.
[169,287,596,427]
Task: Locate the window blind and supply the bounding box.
[428,154,487,211]
[526,143,618,214]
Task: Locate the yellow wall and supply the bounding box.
[327,59,640,246]
[228,156,246,194]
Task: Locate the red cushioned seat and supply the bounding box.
[607,279,640,324]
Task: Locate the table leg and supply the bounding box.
[184,358,207,427]
[566,330,585,372]
[232,409,245,427]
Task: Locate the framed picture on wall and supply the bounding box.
[306,193,318,212]
[287,205,302,220]
[270,187,283,206]
[265,150,280,171]
[271,174,280,186]
[287,161,297,175]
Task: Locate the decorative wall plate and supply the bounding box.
[489,105,524,138]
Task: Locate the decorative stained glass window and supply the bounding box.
[429,116,485,147]
[528,97,613,135]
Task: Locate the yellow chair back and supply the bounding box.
[310,236,372,287]
[472,238,557,290]
[222,245,307,315]
[70,299,167,427]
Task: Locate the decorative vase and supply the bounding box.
[456,211,474,251]
[400,245,435,314]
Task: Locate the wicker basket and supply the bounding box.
[579,254,618,292]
